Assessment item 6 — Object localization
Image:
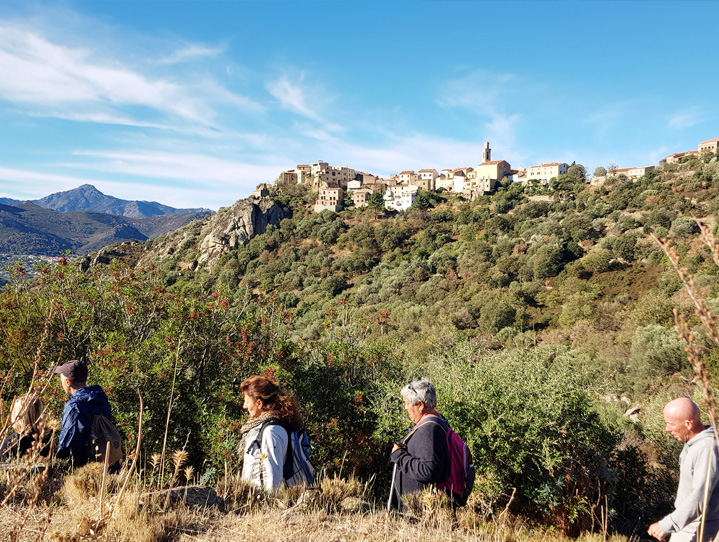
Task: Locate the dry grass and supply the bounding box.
[0,502,636,542]
[0,471,637,542]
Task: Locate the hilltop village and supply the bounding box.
[262,137,719,213]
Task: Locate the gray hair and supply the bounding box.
[400,378,437,408]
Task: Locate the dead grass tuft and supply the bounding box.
[317,473,370,512]
[215,471,264,513]
[60,463,123,506]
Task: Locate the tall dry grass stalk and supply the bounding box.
[1,306,62,542]
[654,224,719,542]
[159,329,184,485]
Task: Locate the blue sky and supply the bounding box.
[0,1,717,210]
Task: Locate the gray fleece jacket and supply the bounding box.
[659,427,719,537]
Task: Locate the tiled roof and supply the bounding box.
[699,138,719,144]
[399,170,415,175]
[418,169,436,172]
[529,162,564,168]
[609,168,631,173]
[479,160,503,165]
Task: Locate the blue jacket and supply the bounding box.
[57,385,112,467]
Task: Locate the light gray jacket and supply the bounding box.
[241,423,288,492]
[659,427,719,537]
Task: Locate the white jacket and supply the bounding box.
[241,422,288,491]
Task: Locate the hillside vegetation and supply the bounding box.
[2,152,719,540]
[0,202,212,255]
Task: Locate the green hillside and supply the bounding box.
[140,155,719,365]
[2,152,719,537]
[0,202,212,256]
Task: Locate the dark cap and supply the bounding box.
[53,360,88,383]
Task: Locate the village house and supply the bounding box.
[452,168,470,193]
[417,169,438,191]
[384,184,419,212]
[347,179,363,190]
[351,188,374,208]
[295,164,311,184]
[436,169,454,191]
[252,184,271,198]
[508,167,525,183]
[525,162,569,185]
[625,166,655,179]
[358,172,380,184]
[363,178,389,194]
[474,160,511,189]
[468,142,512,194]
[398,171,418,185]
[278,170,298,185]
[314,186,345,213]
[664,150,698,164]
[699,138,719,156]
[607,166,655,180]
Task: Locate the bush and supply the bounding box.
[630,324,687,381]
[670,216,700,237]
[406,343,628,534]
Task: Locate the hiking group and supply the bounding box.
[4,361,719,540]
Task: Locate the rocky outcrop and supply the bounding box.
[195,197,284,270]
[82,195,285,273]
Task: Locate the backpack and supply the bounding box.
[405,419,475,507]
[89,414,123,466]
[437,426,475,507]
[256,421,316,487]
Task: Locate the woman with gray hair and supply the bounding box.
[389,377,449,510]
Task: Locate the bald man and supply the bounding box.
[648,398,719,542]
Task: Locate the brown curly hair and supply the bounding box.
[240,375,302,431]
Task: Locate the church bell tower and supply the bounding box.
[482,141,491,163]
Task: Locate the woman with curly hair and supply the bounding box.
[239,375,302,491]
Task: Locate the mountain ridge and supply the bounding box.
[0,184,212,218]
[0,201,213,256]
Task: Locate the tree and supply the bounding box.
[566,163,586,183]
[594,166,607,177]
[412,189,433,210]
[367,192,385,217]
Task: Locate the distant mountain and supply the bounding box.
[0,202,212,256]
[31,184,212,218]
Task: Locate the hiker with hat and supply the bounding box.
[55,360,116,469]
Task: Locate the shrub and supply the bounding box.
[405,343,627,534]
[670,216,700,237]
[628,325,688,393]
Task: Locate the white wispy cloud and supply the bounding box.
[0,155,281,209]
[0,24,259,129]
[266,73,341,133]
[437,69,516,114]
[582,101,632,136]
[484,113,520,155]
[69,149,284,188]
[667,107,706,130]
[267,74,318,120]
[158,42,228,65]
